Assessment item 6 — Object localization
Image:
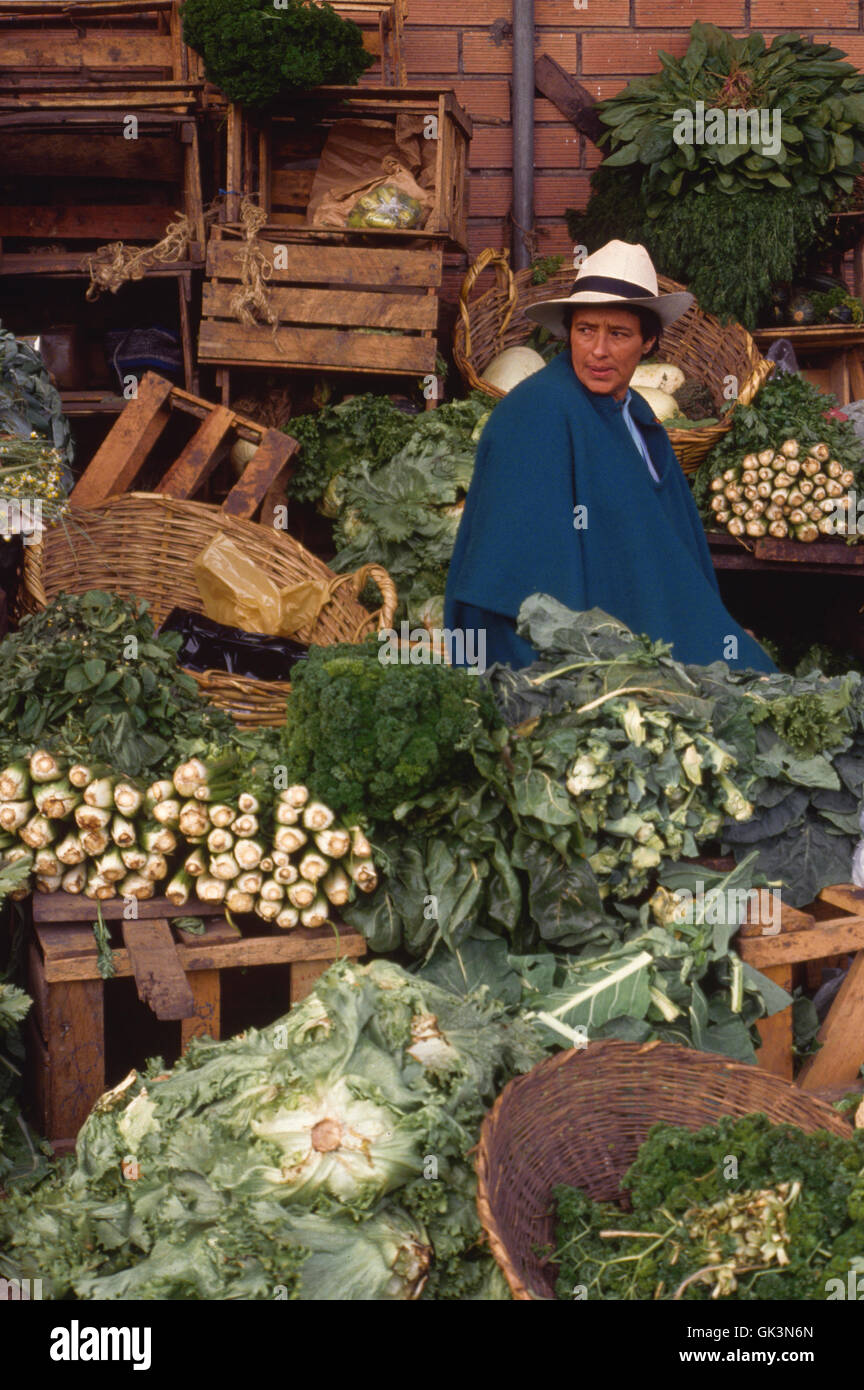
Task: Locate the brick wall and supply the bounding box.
[398,1,864,311]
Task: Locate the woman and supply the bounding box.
[444,239,776,674]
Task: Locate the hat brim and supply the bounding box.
[524,290,696,339]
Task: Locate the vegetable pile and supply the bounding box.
[281,639,502,823]
[552,1113,864,1300]
[0,855,49,1189]
[180,0,373,107]
[693,369,864,534]
[0,959,542,1299]
[0,748,378,928]
[0,436,69,535]
[0,591,235,778]
[567,23,864,327]
[0,323,73,466]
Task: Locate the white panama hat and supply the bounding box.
[524,239,695,338]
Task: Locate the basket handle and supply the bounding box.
[736,352,775,408]
[329,562,398,640]
[457,248,517,364]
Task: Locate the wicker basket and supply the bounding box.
[475,1041,853,1301]
[21,493,397,729]
[452,249,774,473]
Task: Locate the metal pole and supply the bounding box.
[511,0,535,271]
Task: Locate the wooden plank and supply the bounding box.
[70,372,173,506]
[738,900,815,939]
[0,203,174,239]
[121,918,195,1021]
[270,169,316,208]
[798,951,864,1090]
[0,132,183,180]
[0,32,173,72]
[206,237,443,288]
[738,917,864,968]
[202,281,440,331]
[534,52,605,145]
[752,537,864,567]
[198,319,437,373]
[34,920,101,961]
[27,975,104,1142]
[43,926,366,982]
[0,2,174,18]
[291,957,335,1005]
[222,431,297,521]
[155,404,235,499]
[754,963,794,1081]
[182,969,220,1049]
[819,884,864,915]
[175,917,241,949]
[33,889,225,922]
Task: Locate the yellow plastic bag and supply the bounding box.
[193,535,333,638]
[194,534,283,635]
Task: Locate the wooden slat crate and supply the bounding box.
[738,881,864,1091]
[0,106,205,262]
[199,224,443,384]
[67,370,298,520]
[332,0,407,86]
[0,0,202,105]
[225,87,471,250]
[24,893,365,1149]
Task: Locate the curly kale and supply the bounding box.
[181,0,373,107]
[281,640,502,823]
[553,1113,864,1300]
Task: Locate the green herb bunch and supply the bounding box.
[281,638,502,823]
[553,1113,864,1300]
[596,24,864,206]
[0,590,236,778]
[181,0,374,108]
[286,394,415,506]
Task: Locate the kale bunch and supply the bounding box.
[281,639,502,822]
[181,0,373,108]
[553,1113,864,1300]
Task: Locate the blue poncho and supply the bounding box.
[445,351,776,674]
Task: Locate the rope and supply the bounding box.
[82,212,193,300]
[227,198,282,351]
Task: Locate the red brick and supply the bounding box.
[453,79,510,123]
[408,0,511,23]
[403,29,460,75]
[467,218,508,258]
[582,31,691,75]
[536,0,629,21]
[469,172,591,216]
[636,0,745,20]
[470,125,583,169]
[462,29,578,74]
[535,222,579,257]
[752,0,856,25]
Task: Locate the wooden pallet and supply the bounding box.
[224,88,471,249]
[25,892,365,1148]
[332,0,407,86]
[68,370,298,522]
[199,224,442,391]
[738,882,864,1090]
[0,0,202,106]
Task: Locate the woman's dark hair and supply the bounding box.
[565,302,662,352]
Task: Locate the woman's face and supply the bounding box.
[568,305,655,401]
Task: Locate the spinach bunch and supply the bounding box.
[0,590,235,778]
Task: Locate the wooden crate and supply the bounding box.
[225,88,471,250]
[0,0,202,107]
[738,882,864,1091]
[24,893,366,1148]
[331,0,407,86]
[67,370,298,520]
[199,223,443,384]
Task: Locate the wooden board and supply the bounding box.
[0,32,174,75]
[737,916,864,969]
[156,404,235,500]
[798,951,864,1090]
[33,890,225,922]
[198,319,438,374]
[70,371,173,507]
[182,969,219,1048]
[0,203,175,240]
[121,918,196,1021]
[0,132,183,181]
[753,962,795,1082]
[206,237,443,288]
[202,281,439,331]
[221,432,297,520]
[534,52,605,145]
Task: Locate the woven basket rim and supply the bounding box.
[475,1040,853,1301]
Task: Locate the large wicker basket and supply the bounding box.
[452,249,774,473]
[21,493,397,728]
[475,1041,853,1301]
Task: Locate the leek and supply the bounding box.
[0,800,33,832]
[80,827,110,858]
[33,848,60,878]
[302,801,335,832]
[206,826,234,855]
[225,888,255,915]
[274,825,307,855]
[55,831,87,866]
[314,828,350,859]
[322,865,351,907]
[61,865,87,894]
[19,814,55,849]
[208,803,236,829]
[298,851,329,884]
[350,826,372,858]
[0,761,30,800]
[236,870,263,896]
[196,874,226,904]
[30,749,62,783]
[280,784,309,809]
[259,878,284,904]
[145,779,175,807]
[233,813,258,839]
[110,814,138,848]
[166,869,191,907]
[142,852,169,882]
[113,781,143,816]
[300,895,329,929]
[152,798,181,827]
[237,792,259,815]
[274,861,299,886]
[119,873,154,901]
[121,846,149,873]
[95,849,127,883]
[255,897,280,922]
[35,873,63,893]
[34,780,79,819]
[276,905,300,930]
[83,776,115,809]
[287,880,316,910]
[141,823,176,856]
[210,852,240,882]
[235,838,265,870]
[184,846,208,877]
[275,801,300,826]
[74,803,112,833]
[84,871,116,901]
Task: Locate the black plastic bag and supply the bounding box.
[161,607,308,682]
